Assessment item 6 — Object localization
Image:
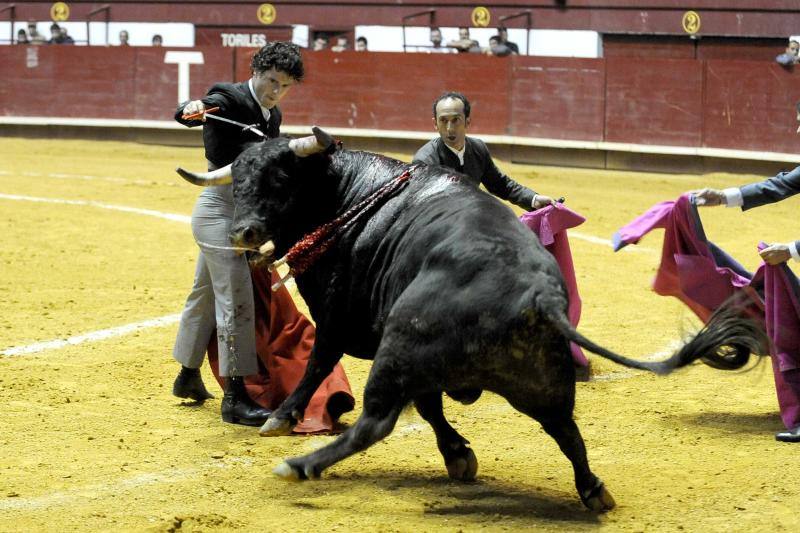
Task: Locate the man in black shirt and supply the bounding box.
[172,42,304,426]
[413,92,556,211]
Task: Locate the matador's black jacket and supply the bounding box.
[175,81,282,169]
[413,136,536,211]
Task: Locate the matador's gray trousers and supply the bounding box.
[172,184,258,377]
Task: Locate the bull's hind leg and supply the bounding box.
[273,357,405,480]
[505,395,616,512]
[415,393,477,481]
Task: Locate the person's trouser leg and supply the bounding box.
[202,244,258,377]
[173,252,216,369]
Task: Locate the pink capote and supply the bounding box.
[614,194,800,429]
[520,203,589,367]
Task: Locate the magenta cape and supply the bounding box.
[520,203,589,367]
[614,194,800,429]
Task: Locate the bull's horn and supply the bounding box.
[259,240,275,256]
[288,125,335,157]
[175,163,233,186]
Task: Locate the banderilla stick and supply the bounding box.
[182,106,220,121]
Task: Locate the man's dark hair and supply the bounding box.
[357,36,367,45]
[430,26,441,33]
[50,23,60,32]
[432,91,471,119]
[251,41,305,81]
[795,101,800,114]
[489,35,501,44]
[791,39,800,46]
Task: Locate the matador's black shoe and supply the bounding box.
[221,376,272,426]
[775,425,800,443]
[173,366,214,402]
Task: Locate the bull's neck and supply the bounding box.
[328,151,407,212]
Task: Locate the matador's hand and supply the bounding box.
[692,188,726,206]
[759,244,791,265]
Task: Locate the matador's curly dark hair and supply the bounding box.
[251,41,305,82]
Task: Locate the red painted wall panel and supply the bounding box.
[605,57,704,146]
[0,46,138,119]
[133,47,234,120]
[509,57,606,141]
[703,60,800,153]
[3,46,800,155]
[236,51,512,134]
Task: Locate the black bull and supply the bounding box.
[178,135,763,511]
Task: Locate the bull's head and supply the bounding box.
[175,127,337,266]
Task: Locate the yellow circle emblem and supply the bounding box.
[682,10,701,35]
[471,6,491,28]
[50,2,70,22]
[257,3,277,25]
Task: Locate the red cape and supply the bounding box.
[207,268,354,434]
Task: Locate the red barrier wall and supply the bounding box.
[3,46,800,155]
[605,57,704,147]
[509,57,605,141]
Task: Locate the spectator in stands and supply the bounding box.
[486,35,513,57]
[16,29,29,45]
[428,27,452,53]
[355,36,368,52]
[60,27,75,45]
[775,39,800,66]
[47,23,64,44]
[312,35,328,51]
[448,27,481,53]
[331,35,349,52]
[118,29,130,46]
[27,21,46,44]
[497,27,519,54]
[152,34,163,47]
[796,101,800,133]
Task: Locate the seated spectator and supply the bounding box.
[47,23,63,44]
[119,29,130,46]
[428,27,452,53]
[27,21,46,44]
[331,36,349,52]
[486,35,513,57]
[312,35,328,51]
[60,27,75,45]
[497,27,519,54]
[775,39,799,66]
[796,101,800,134]
[355,36,368,52]
[16,29,29,44]
[448,26,481,53]
[152,34,163,47]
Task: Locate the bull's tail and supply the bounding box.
[546,306,766,375]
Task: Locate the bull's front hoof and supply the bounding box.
[273,460,320,481]
[273,461,305,481]
[445,447,478,482]
[581,481,616,512]
[259,416,295,437]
